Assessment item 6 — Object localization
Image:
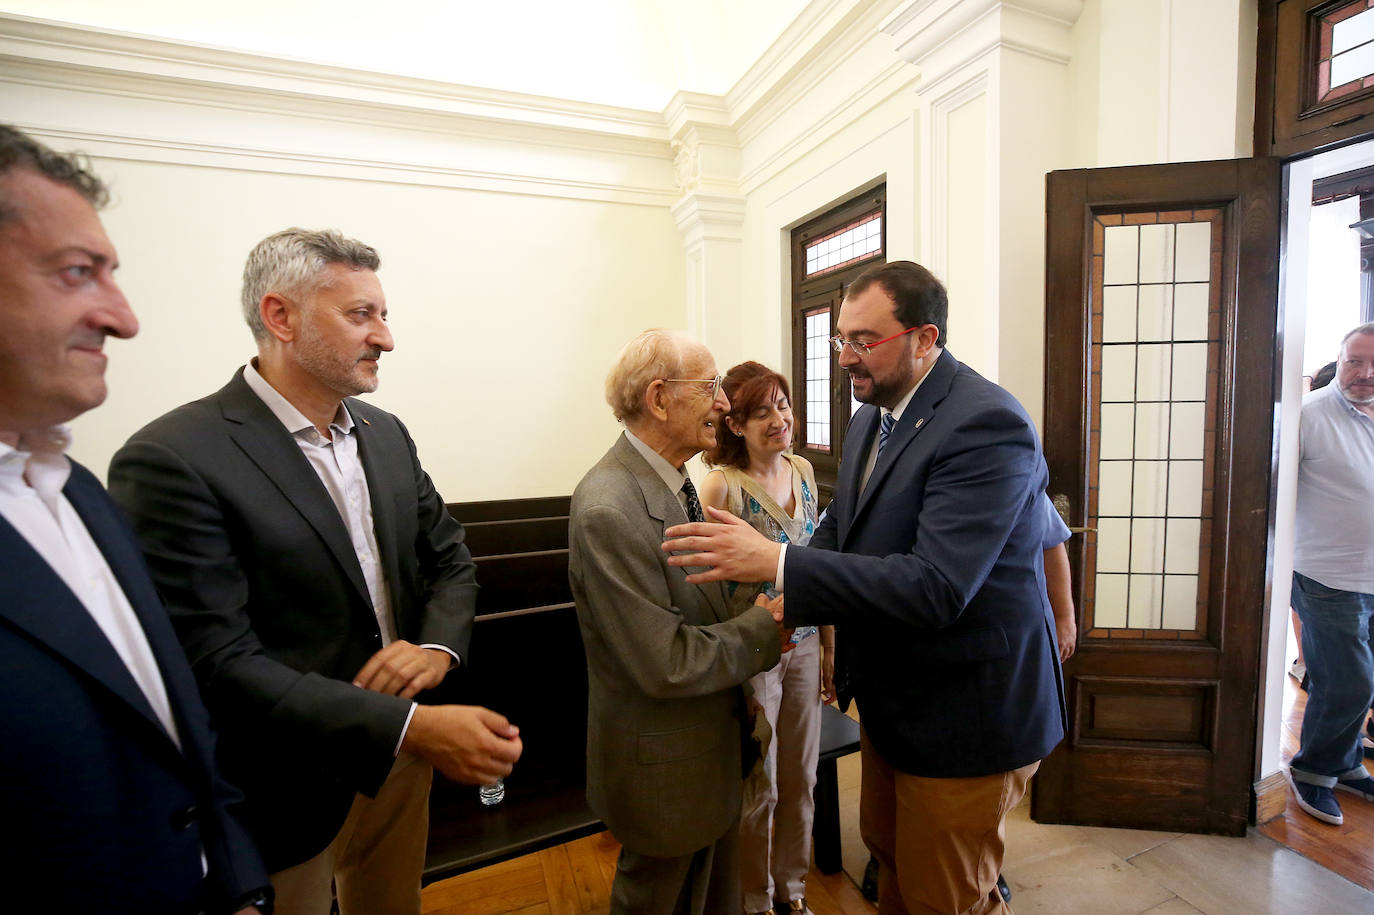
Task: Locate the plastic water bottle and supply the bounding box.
[478,778,505,806]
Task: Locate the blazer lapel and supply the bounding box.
[837,406,878,551]
[219,372,373,609]
[614,436,731,623]
[850,350,958,532]
[0,494,174,749]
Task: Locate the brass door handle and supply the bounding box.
[1068,526,1096,534]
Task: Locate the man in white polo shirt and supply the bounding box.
[1287,322,1374,826]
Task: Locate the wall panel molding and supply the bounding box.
[0,13,679,206]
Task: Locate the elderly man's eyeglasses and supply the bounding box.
[829,325,920,357]
[664,375,725,400]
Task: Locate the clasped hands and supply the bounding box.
[353,639,452,699]
[354,640,524,786]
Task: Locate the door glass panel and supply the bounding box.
[1136,344,1172,400]
[1134,402,1169,459]
[1137,286,1172,340]
[1102,286,1137,342]
[1085,210,1221,640]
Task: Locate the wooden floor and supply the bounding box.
[420,830,876,915]
[1256,671,1374,891]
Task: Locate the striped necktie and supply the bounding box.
[681,476,705,523]
[877,411,896,456]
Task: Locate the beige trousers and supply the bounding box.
[859,728,1037,915]
[739,632,822,912]
[270,751,433,915]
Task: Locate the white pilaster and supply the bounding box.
[664,92,746,344]
[882,0,1084,424]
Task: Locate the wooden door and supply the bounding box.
[1032,159,1282,835]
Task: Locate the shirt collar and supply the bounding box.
[883,361,929,424]
[623,428,689,494]
[243,359,354,439]
[1329,383,1373,420]
[0,424,73,503]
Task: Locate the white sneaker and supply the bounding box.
[1288,659,1306,682]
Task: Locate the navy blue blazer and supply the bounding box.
[785,350,1067,778]
[0,459,268,913]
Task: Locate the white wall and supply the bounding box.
[1071,0,1255,167]
[70,157,685,501]
[0,16,688,501]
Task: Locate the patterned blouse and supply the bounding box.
[712,454,820,642]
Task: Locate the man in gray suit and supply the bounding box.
[570,329,785,915]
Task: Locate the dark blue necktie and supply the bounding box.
[877,411,896,456]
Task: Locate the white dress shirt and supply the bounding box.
[243,362,458,753]
[0,427,182,749]
[624,428,694,515]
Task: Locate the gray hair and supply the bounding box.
[0,124,108,225]
[604,329,692,423]
[241,228,380,339]
[1340,321,1374,353]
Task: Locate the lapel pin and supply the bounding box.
[361,418,371,425]
[913,418,924,430]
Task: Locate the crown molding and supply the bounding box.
[738,59,916,196]
[19,124,678,208]
[0,13,671,151]
[724,0,865,116]
[880,0,1084,77]
[729,0,909,143]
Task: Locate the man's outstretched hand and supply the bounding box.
[663,507,782,584]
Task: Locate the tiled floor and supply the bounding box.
[432,691,1374,913]
[829,720,1374,914]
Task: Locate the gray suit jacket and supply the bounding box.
[569,434,780,858]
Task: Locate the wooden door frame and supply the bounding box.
[1036,158,1282,834]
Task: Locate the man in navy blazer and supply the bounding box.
[666,261,1066,914]
[0,125,271,912]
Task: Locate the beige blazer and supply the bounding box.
[569,434,781,857]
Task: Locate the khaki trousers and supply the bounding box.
[270,752,433,915]
[740,632,822,912]
[860,728,1037,915]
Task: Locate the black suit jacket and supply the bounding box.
[108,368,477,870]
[0,459,268,913]
[785,350,1067,778]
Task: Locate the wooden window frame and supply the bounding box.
[789,184,886,498]
[1257,0,1374,158]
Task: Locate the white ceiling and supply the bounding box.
[0,0,814,111]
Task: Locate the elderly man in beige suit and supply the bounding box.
[569,329,785,914]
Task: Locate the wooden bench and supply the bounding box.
[422,496,861,884]
[422,497,598,884]
[813,704,861,875]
